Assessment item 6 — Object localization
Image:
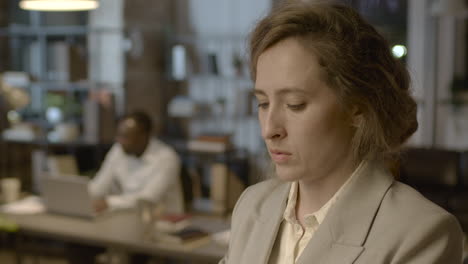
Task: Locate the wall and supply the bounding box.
[124,0,176,135]
[407,0,468,150]
[0,0,8,73]
[0,0,9,180]
[88,0,125,114]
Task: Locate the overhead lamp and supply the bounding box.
[19,0,99,12]
[392,45,407,59]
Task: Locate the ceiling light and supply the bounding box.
[19,0,98,12]
[392,45,407,59]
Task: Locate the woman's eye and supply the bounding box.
[257,102,269,109]
[287,103,306,110]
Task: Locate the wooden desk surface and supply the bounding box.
[1,210,229,262]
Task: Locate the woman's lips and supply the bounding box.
[270,150,292,163]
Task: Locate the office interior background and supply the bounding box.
[1,0,468,263]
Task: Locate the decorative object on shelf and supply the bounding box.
[168,96,198,118]
[83,89,116,143]
[45,106,63,124]
[19,0,99,12]
[125,27,144,60]
[0,72,30,111]
[0,177,21,204]
[171,45,187,81]
[213,97,226,117]
[47,122,80,142]
[232,51,245,77]
[0,72,34,140]
[1,123,37,141]
[207,53,219,75]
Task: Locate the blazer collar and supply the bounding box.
[249,161,394,264]
[297,160,394,264]
[241,181,290,264]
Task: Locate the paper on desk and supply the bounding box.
[212,229,230,247]
[1,195,45,214]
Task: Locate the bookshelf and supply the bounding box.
[165,33,261,151]
[0,7,116,192]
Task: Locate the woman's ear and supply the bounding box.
[350,106,363,128]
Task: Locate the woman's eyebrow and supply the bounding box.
[254,87,309,97]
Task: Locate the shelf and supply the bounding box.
[2,137,113,148]
[29,81,90,92]
[0,25,122,37]
[0,24,87,37]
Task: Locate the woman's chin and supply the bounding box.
[275,167,302,182]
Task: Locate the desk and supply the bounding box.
[0,138,112,192]
[0,210,228,263]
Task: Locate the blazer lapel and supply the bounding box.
[295,220,365,264]
[240,182,291,264]
[297,161,394,264]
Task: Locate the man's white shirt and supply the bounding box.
[88,138,184,213]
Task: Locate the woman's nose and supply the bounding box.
[261,110,287,140]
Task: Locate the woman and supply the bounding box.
[220,2,464,264]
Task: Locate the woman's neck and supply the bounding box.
[295,156,359,225]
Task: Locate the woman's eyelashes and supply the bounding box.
[256,102,306,111]
[257,102,269,109]
[287,103,306,111]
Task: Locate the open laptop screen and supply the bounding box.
[41,174,96,218]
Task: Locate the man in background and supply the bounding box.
[89,111,184,214]
[69,111,184,264]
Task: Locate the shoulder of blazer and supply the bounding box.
[232,179,290,221]
[381,181,462,225]
[371,181,464,262]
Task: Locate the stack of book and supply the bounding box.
[154,213,192,233]
[155,226,211,250]
[187,134,231,153]
[153,214,211,249]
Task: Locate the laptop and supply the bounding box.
[41,174,98,219]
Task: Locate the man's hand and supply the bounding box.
[93,198,108,213]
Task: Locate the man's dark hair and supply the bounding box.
[121,111,153,133]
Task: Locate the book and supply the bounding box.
[154,214,192,233]
[161,213,192,223]
[187,134,232,153]
[156,227,211,249]
[210,163,246,214]
[47,154,79,176]
[187,140,230,153]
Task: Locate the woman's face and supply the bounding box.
[255,37,355,182]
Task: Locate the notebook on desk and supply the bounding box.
[41,174,98,219]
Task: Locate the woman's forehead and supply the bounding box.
[255,38,327,94]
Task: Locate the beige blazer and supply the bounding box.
[220,161,464,264]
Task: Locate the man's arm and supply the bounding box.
[88,144,120,199]
[106,149,181,210]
